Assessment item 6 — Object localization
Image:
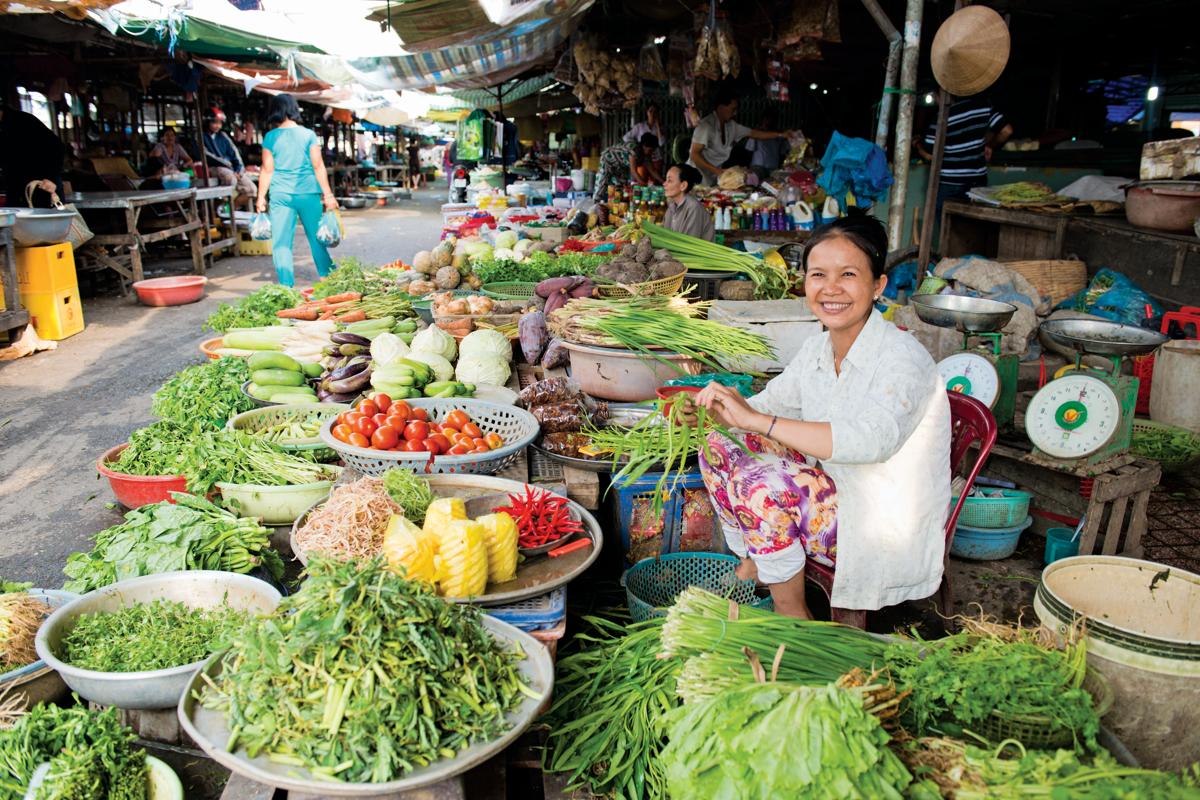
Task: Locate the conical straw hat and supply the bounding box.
[931,6,1010,96]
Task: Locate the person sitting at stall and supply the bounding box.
[137,156,166,190]
[148,127,193,175]
[688,87,791,186]
[0,102,64,207]
[624,102,665,175]
[592,133,661,201]
[256,94,338,288]
[202,107,256,209]
[685,213,951,619]
[747,109,790,180]
[663,164,713,242]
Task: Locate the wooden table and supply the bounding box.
[717,229,810,246]
[0,218,30,338]
[194,184,238,269]
[939,199,1070,261]
[67,189,203,287]
[361,163,409,185]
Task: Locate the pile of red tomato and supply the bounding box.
[330,393,505,455]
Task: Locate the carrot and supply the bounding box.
[321,292,362,304]
[277,307,319,320]
[317,310,337,320]
[319,300,359,311]
[333,310,367,323]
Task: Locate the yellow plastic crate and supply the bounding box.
[16,243,77,293]
[237,229,272,256]
[22,286,84,340]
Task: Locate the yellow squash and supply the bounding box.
[477,512,518,584]
[381,514,436,584]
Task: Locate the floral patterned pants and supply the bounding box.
[698,432,838,584]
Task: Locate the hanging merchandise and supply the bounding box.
[714,14,739,78]
[817,131,894,205]
[571,38,641,114]
[668,30,693,97]
[694,3,720,80]
[766,49,791,101]
[637,36,667,82]
[457,108,490,162]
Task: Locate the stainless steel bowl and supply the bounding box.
[35,571,282,710]
[910,294,1018,333]
[339,196,367,209]
[12,208,76,246]
[1039,318,1169,358]
[0,209,15,229]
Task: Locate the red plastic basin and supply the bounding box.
[97,444,189,508]
[655,385,701,400]
[132,275,208,306]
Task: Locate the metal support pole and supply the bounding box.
[918,90,952,273]
[861,0,902,152]
[885,0,924,252]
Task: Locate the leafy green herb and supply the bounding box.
[151,357,253,430]
[471,251,606,284]
[205,284,301,332]
[0,704,145,800]
[62,600,251,673]
[63,493,283,594]
[382,469,436,525]
[0,578,31,593]
[312,256,374,299]
[109,420,195,477]
[174,429,337,495]
[1131,424,1200,465]
[198,557,533,784]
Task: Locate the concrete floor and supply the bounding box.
[0,187,450,587]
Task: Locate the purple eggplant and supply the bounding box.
[331,332,372,347]
[328,360,369,381]
[329,367,372,394]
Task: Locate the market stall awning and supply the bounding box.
[449,73,556,109]
[368,0,592,52]
[194,58,404,115]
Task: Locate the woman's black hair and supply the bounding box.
[712,85,738,111]
[267,94,302,128]
[802,210,888,279]
[670,163,703,193]
[639,132,659,149]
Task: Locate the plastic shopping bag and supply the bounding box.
[316,209,343,248]
[250,212,272,240]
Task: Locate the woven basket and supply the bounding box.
[318,398,538,476]
[596,271,686,298]
[227,403,349,452]
[482,281,538,300]
[621,553,773,623]
[973,668,1113,749]
[952,490,1032,528]
[1002,259,1087,306]
[1130,419,1200,473]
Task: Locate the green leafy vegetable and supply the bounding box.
[0,704,145,800]
[1131,424,1200,466]
[471,251,606,284]
[660,682,911,799]
[0,579,31,593]
[61,600,252,673]
[312,257,374,299]
[151,357,253,430]
[198,557,533,783]
[205,284,301,332]
[63,493,283,594]
[109,420,195,477]
[382,469,436,525]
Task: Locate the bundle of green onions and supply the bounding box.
[644,221,789,299]
[662,587,890,704]
[548,294,774,373]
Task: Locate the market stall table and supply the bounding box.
[0,211,29,339]
[717,228,811,246]
[67,189,203,288]
[194,184,238,270]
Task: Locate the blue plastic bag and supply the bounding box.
[316,210,343,248]
[1056,268,1163,328]
[249,212,272,241]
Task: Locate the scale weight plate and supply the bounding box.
[938,353,1000,409]
[1026,374,1123,459]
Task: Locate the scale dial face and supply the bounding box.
[1026,374,1122,459]
[938,353,1000,409]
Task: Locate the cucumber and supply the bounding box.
[252,368,305,387]
[247,382,277,401]
[249,351,302,373]
[271,392,319,405]
[223,328,290,350]
[301,361,324,378]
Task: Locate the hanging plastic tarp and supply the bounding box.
[449,74,556,109]
[370,0,593,52]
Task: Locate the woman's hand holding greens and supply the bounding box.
[696,382,765,433]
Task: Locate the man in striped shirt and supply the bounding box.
[917,94,1013,210]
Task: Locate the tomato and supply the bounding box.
[332,424,353,443]
[472,445,490,454]
[461,422,483,439]
[373,413,389,427]
[485,433,505,450]
[371,425,399,450]
[428,433,452,453]
[411,407,430,422]
[336,412,353,427]
[440,423,460,436]
[448,443,471,455]
[355,417,377,438]
[391,399,411,415]
[357,399,379,418]
[422,438,444,455]
[403,438,428,452]
[404,420,430,442]
[445,410,470,430]
[348,432,370,448]
[472,437,487,449]
[372,393,392,413]
[345,412,365,427]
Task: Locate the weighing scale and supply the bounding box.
[911,294,1020,428]
[1026,319,1167,470]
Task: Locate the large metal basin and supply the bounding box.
[0,209,15,229]
[35,571,282,710]
[910,294,1017,333]
[12,208,76,246]
[1039,318,1168,358]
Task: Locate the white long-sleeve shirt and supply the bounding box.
[748,310,951,610]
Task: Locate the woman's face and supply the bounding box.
[646,105,659,126]
[162,129,176,146]
[716,100,738,123]
[803,235,886,333]
[663,167,684,199]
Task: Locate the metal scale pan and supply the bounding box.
[1038,319,1168,359]
[911,295,1019,412]
[910,294,1018,333]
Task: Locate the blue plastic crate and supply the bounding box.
[483,587,566,631]
[614,468,724,564]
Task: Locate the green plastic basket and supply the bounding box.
[952,489,1032,529]
[973,668,1113,750]
[226,402,349,452]
[1131,419,1200,473]
[621,553,773,623]
[482,281,538,300]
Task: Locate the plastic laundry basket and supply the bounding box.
[622,552,773,623]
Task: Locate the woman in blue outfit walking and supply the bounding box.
[255,95,337,286]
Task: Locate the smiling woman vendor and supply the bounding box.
[692,215,951,618]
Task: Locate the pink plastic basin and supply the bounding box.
[132,276,208,306]
[97,444,189,508]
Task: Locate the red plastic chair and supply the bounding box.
[806,392,998,628]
